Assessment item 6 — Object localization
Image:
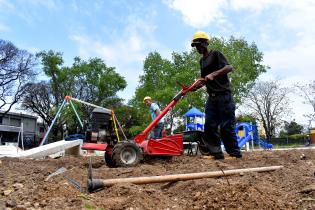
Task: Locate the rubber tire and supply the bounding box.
[104,152,116,168]
[198,136,211,155]
[112,141,143,167]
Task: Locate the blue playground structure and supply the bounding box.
[236,122,273,149]
[184,107,204,131]
[183,107,272,150]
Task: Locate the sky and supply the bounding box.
[1,0,314,126]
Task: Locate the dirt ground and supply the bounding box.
[1,148,315,210]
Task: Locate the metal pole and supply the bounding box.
[257,121,261,149]
[111,111,120,142]
[21,122,24,150]
[39,99,67,146]
[17,128,21,153]
[185,117,187,131]
[71,98,112,113]
[113,113,127,141]
[69,100,84,128]
[250,122,254,151]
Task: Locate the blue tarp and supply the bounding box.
[184,107,204,117]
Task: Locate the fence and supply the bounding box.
[269,137,311,147]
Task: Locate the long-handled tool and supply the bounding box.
[87,165,283,192]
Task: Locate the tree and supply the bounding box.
[279,120,304,137]
[209,37,268,104]
[130,36,267,133]
[22,51,127,139]
[70,57,127,108]
[297,80,315,127]
[129,51,205,133]
[236,114,256,124]
[0,40,36,112]
[21,81,54,128]
[114,105,143,138]
[36,50,65,105]
[242,80,292,141]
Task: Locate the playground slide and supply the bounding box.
[0,145,23,158]
[237,135,252,148]
[254,138,273,149]
[0,139,83,158]
[236,122,273,149]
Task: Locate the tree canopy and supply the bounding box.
[279,120,304,137]
[22,51,127,138]
[0,39,37,113]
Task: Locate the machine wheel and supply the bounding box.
[198,137,211,155]
[104,152,116,168]
[112,141,143,167]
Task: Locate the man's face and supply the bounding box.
[194,41,208,54]
[144,99,151,106]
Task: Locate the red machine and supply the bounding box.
[82,79,205,167]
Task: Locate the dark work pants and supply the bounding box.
[152,122,164,139]
[203,93,241,158]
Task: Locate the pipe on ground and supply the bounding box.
[88,165,283,192]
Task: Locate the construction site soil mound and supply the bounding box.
[1,149,315,209]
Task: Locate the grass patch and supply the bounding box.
[273,144,307,149]
[83,203,103,210]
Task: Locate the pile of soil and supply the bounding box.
[0,149,314,209]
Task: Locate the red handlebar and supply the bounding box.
[134,79,205,144]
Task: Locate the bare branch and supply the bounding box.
[0,40,37,113]
[242,80,291,141]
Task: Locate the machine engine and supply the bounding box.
[85,108,116,144]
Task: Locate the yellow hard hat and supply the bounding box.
[191,31,210,47]
[143,96,151,102]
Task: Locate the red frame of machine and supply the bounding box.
[82,79,205,156]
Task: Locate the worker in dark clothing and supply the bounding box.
[191,31,242,160]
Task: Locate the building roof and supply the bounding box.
[0,111,37,119]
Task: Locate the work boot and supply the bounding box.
[214,154,225,160]
[229,153,242,159]
[203,153,224,160]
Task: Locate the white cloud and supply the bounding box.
[0,0,61,24]
[69,13,174,102]
[230,0,274,11]
[70,34,146,101]
[281,2,315,40]
[258,1,315,84]
[227,1,315,125]
[164,0,227,28]
[69,34,146,65]
[230,1,315,41]
[264,41,315,78]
